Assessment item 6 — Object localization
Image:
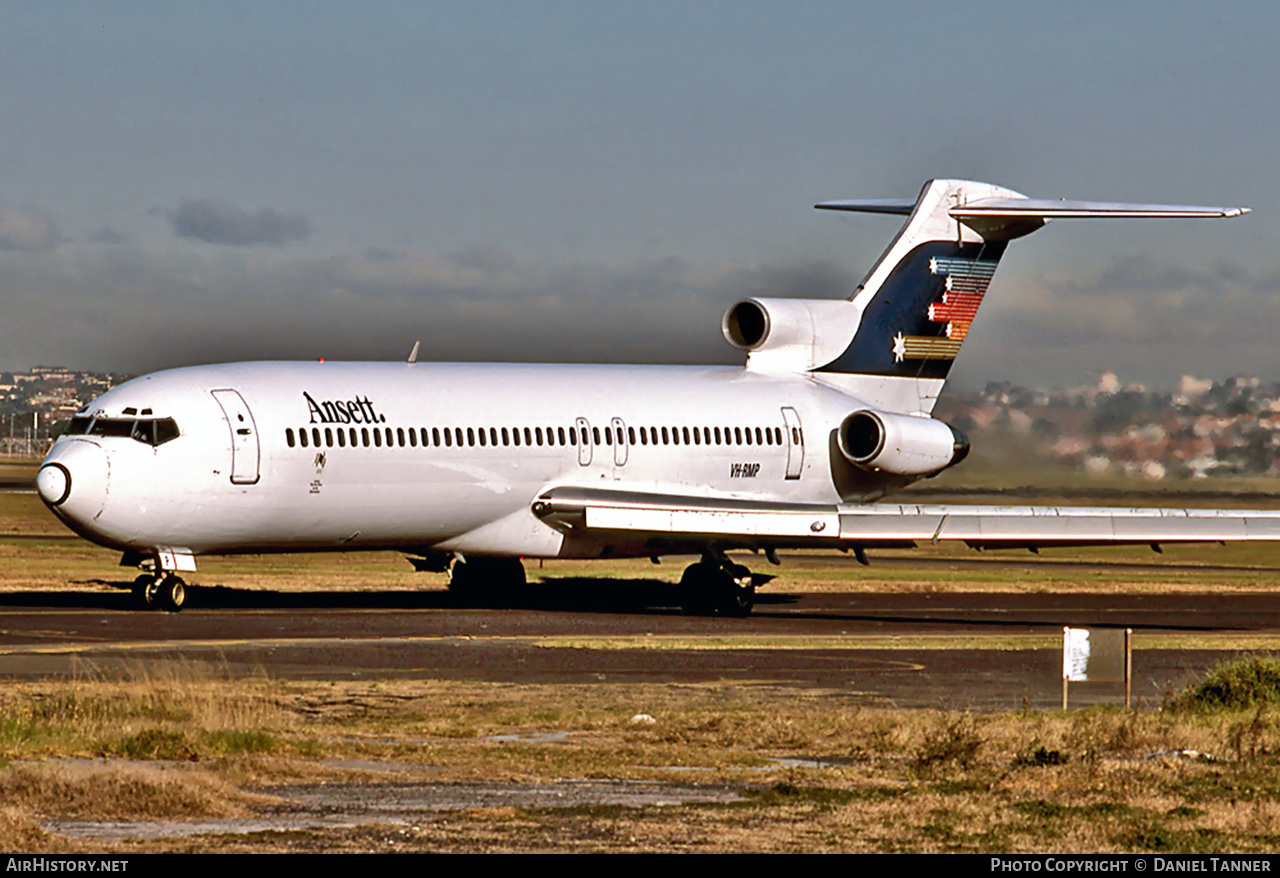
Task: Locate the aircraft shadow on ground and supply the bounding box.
[0,584,1229,631]
[6,577,801,615]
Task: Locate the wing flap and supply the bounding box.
[585,505,839,538]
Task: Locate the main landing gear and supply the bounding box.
[680,555,756,617]
[447,556,527,606]
[132,572,187,612]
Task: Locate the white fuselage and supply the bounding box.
[39,361,902,562]
[35,179,1252,580]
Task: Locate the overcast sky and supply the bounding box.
[2,2,1277,390]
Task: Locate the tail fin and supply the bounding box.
[810,178,1247,399]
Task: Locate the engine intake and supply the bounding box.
[837,410,969,476]
[722,300,770,350]
[720,297,863,373]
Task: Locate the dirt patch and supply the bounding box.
[45,777,747,842]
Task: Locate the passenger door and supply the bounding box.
[211,389,261,485]
[781,406,803,480]
[575,417,593,466]
[610,417,629,478]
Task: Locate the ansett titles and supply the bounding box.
[304,392,386,425]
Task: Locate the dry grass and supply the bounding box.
[6,473,1280,850]
[0,669,1278,851]
[0,661,295,766]
[0,763,268,821]
[0,491,75,538]
[0,806,54,850]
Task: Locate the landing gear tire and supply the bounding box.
[132,574,154,607]
[136,573,186,612]
[680,560,755,617]
[679,562,717,616]
[448,557,526,607]
[157,575,186,612]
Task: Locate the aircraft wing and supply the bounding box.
[532,487,1280,550]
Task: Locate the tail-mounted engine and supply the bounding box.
[722,298,862,374]
[837,409,969,476]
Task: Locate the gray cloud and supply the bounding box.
[167,199,311,246]
[3,236,1274,394]
[448,244,517,274]
[949,254,1280,389]
[363,246,404,262]
[0,205,59,251]
[89,225,129,245]
[0,241,852,375]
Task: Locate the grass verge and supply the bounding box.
[0,661,1279,852]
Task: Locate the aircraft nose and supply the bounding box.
[36,462,71,506]
[38,440,109,523]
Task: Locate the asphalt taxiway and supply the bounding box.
[0,584,1274,709]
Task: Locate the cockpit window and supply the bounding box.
[68,416,181,447]
[94,419,135,438]
[153,419,180,445]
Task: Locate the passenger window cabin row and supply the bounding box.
[285,423,800,451]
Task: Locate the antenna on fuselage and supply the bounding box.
[407,341,420,365]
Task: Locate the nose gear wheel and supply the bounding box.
[133,572,187,612]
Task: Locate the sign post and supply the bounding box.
[1063,627,1132,709]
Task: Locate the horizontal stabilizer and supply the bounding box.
[816,194,1249,220]
[952,198,1249,219]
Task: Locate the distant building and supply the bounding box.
[1179,375,1214,396]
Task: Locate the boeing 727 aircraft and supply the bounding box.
[35,178,1280,613]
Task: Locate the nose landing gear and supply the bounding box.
[132,572,187,612]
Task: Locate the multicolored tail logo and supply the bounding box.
[817,240,1006,380]
[892,254,999,362]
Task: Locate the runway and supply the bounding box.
[0,584,1276,710]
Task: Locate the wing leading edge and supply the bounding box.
[533,487,1280,550]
